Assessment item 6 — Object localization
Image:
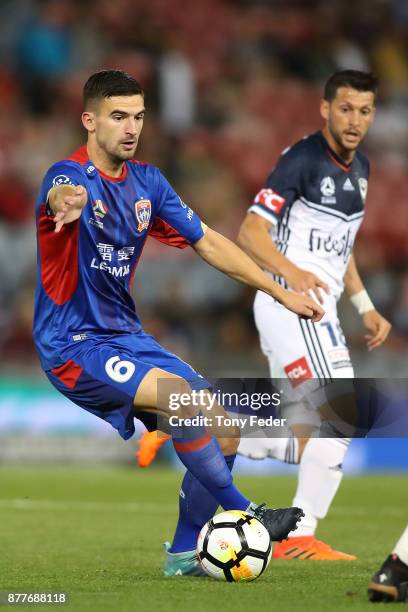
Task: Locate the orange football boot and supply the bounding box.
[272,536,357,560]
[136,430,171,467]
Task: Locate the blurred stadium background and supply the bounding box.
[0,0,406,471]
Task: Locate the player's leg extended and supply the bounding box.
[168,399,249,557]
[164,427,238,575]
[134,368,304,540]
[134,368,251,511]
[47,338,303,577]
[165,433,238,576]
[237,296,317,463]
[250,298,356,560]
[285,317,357,560]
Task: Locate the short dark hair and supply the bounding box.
[83,70,144,109]
[324,70,379,102]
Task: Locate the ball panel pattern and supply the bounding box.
[197,511,272,582]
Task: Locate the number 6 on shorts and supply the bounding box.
[105,355,136,383]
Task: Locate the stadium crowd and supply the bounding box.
[0,0,406,375]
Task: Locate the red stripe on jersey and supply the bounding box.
[327,150,351,173]
[148,217,190,249]
[38,204,79,305]
[129,217,189,289]
[128,237,148,289]
[68,145,88,165]
[51,359,83,389]
[173,433,212,454]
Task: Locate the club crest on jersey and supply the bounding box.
[358,178,368,202]
[135,198,152,232]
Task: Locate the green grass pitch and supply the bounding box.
[1,467,406,611]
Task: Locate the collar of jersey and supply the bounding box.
[318,131,353,172]
[68,145,128,182]
[97,163,127,182]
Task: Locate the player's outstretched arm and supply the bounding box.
[344,253,391,350]
[192,227,324,322]
[47,184,88,232]
[237,213,329,303]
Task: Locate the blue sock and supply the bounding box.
[172,429,249,513]
[170,454,236,553]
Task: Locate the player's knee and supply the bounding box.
[289,423,315,460]
[218,433,240,456]
[297,437,309,459]
[166,378,198,418]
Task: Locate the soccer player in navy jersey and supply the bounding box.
[33,70,324,576]
[237,71,392,560]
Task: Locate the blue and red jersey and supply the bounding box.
[33,145,204,370]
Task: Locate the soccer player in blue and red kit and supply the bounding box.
[33,70,323,576]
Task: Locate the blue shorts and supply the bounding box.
[46,330,210,440]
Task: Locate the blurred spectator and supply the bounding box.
[159,46,196,136]
[0,177,34,310]
[14,0,75,115]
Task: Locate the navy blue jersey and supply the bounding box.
[249,132,370,299]
[33,145,204,370]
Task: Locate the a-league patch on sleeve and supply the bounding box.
[42,161,84,204]
[50,174,76,187]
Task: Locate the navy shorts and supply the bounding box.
[46,330,210,440]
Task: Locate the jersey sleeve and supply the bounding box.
[154,170,205,245]
[148,217,191,249]
[40,161,85,214]
[248,143,304,224]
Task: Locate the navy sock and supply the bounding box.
[170,454,236,553]
[172,430,249,512]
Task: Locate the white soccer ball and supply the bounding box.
[197,510,272,581]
